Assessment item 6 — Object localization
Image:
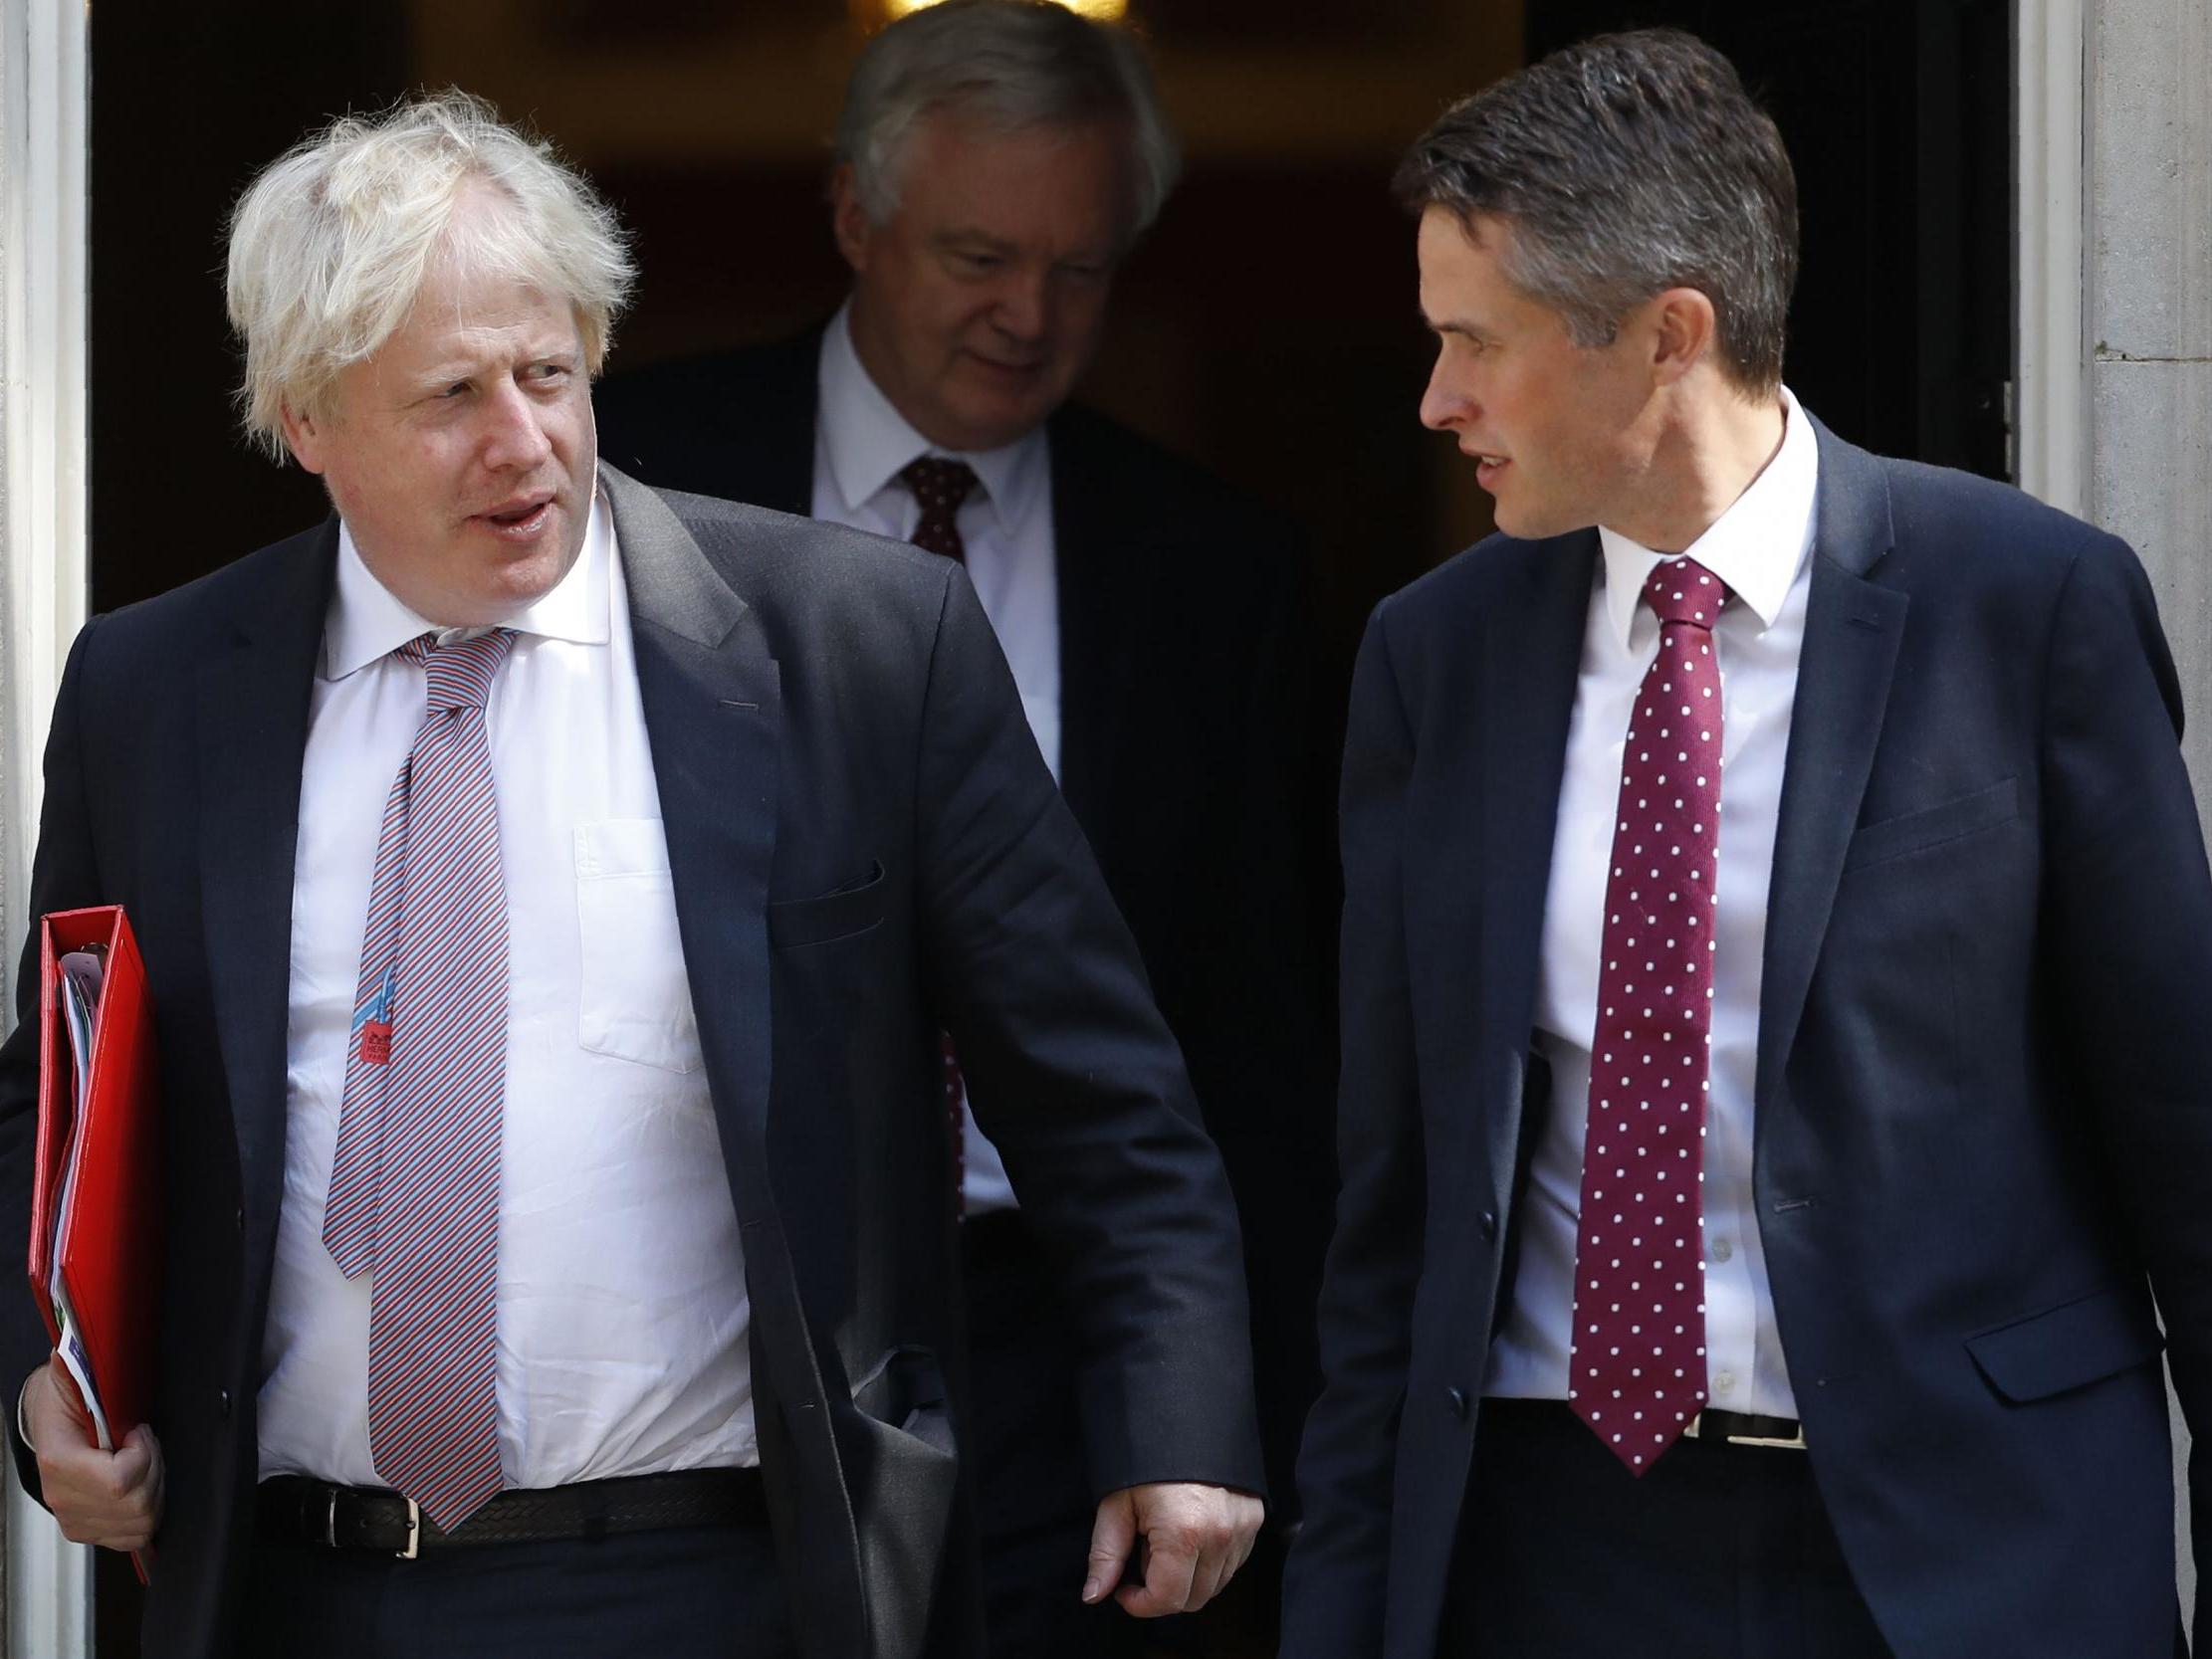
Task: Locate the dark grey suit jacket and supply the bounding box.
[0,466,1264,1659]
[595,330,1337,1508]
[1287,421,2212,1659]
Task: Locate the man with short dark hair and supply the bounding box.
[1288,28,2212,1659]
[596,4,1332,1653]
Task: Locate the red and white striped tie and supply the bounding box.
[326,628,513,1531]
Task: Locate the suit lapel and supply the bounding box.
[602,466,783,1221]
[1047,415,1144,832]
[604,465,872,1650]
[1754,423,1907,1116]
[1477,532,1594,1192]
[197,523,335,1233]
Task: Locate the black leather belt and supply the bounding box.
[258,1467,767,1558]
[1484,1396,1807,1452]
[1681,1407,1807,1450]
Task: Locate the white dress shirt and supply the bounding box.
[1486,388,1819,1419]
[259,491,759,1487]
[810,303,1061,1216]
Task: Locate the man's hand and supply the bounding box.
[1083,1481,1263,1617]
[22,1357,163,1551]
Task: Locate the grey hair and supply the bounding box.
[835,0,1180,237]
[1396,29,1798,394]
[226,90,636,463]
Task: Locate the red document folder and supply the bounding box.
[24,905,161,1467]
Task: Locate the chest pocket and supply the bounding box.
[574,818,702,1074]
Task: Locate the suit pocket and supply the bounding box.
[768,861,887,949]
[1964,1283,2164,1403]
[574,818,702,1073]
[1842,776,2020,873]
[841,1348,958,1659]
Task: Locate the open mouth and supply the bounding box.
[1474,455,1510,488]
[478,495,553,537]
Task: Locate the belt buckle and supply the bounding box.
[1728,1424,1806,1450]
[395,1498,421,1559]
[1687,1411,1806,1451]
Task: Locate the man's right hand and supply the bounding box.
[21,1356,162,1550]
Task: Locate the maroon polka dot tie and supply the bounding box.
[900,456,983,1213]
[1569,555,1731,1475]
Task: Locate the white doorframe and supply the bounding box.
[2013,0,2089,515]
[1,0,94,1650]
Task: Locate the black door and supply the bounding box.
[1524,0,2012,477]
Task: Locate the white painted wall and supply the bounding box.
[0,0,93,1651]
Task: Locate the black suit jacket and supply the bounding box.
[0,467,1265,1659]
[1285,420,2212,1659]
[595,330,1336,1506]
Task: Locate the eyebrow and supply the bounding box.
[1419,310,1485,339]
[935,229,1016,254]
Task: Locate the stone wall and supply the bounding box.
[2085,0,2212,1623]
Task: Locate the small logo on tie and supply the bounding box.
[352,966,396,1066]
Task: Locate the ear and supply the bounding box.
[1646,287,1718,387]
[279,400,331,476]
[829,163,874,275]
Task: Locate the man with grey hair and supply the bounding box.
[0,88,1264,1659]
[1290,26,2212,1659]
[598,4,1333,1655]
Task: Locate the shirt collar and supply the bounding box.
[322,486,613,682]
[815,300,1048,537]
[1596,385,1819,652]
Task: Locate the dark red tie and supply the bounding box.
[900,458,982,1211]
[1569,555,1731,1474]
[901,457,979,564]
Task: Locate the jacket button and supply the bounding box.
[234,1206,245,1233]
[217,1388,232,1419]
[1478,1209,1498,1241]
[1445,1386,1470,1419]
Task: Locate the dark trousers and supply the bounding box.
[1438,1399,1892,1659]
[242,1517,794,1659]
[964,1208,1145,1659]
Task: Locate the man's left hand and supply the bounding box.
[1082,1481,1264,1617]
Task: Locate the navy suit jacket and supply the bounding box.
[1286,420,2212,1659]
[0,466,1264,1659]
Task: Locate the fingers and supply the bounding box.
[1082,1489,1137,1604]
[1114,1515,1199,1618]
[1105,1482,1265,1618]
[26,1363,164,1553]
[131,1425,166,1539]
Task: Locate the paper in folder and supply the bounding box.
[25,905,160,1469]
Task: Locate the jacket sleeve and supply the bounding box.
[2036,532,2212,1636]
[1280,600,1429,1659]
[913,562,1266,1501]
[0,617,111,1503]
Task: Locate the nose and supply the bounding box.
[481,380,553,472]
[1419,353,1470,432]
[991,268,1051,345]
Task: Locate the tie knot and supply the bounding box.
[400,628,515,713]
[900,456,981,514]
[1643,557,1730,630]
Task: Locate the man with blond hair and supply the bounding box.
[0,91,1262,1659]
